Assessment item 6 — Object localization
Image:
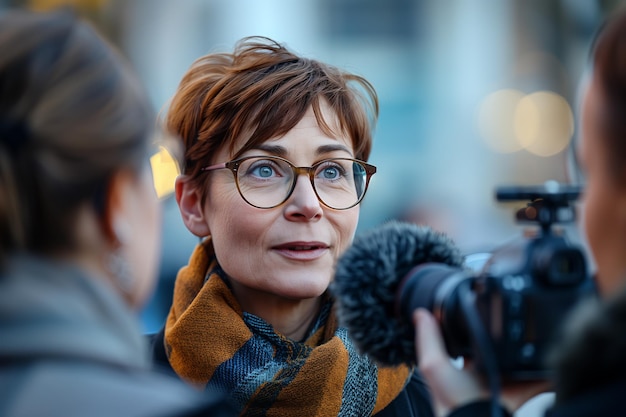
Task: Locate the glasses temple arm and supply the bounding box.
[201,162,227,172]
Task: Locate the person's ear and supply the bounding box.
[175,175,210,237]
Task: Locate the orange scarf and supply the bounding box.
[165,239,411,416]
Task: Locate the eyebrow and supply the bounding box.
[254,143,354,157]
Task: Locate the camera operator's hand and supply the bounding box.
[413,308,552,417]
[413,308,488,416]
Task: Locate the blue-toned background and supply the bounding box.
[4,0,620,335]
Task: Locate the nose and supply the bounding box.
[283,175,323,221]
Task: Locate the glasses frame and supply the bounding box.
[201,155,377,210]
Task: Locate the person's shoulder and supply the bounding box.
[0,359,234,417]
[70,363,238,417]
[545,378,626,417]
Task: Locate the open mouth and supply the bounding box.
[274,242,329,252]
[285,245,323,251]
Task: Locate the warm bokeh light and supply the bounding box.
[149,145,180,199]
[478,89,574,157]
[514,91,574,157]
[477,89,526,153]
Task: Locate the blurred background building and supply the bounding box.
[2,0,622,334]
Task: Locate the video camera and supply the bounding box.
[399,181,596,380]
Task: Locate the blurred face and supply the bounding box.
[579,77,626,296]
[202,103,360,301]
[123,164,162,307]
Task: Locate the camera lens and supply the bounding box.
[547,248,585,286]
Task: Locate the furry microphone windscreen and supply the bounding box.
[331,220,464,366]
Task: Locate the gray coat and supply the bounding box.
[0,255,232,417]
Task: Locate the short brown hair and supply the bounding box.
[165,36,378,201]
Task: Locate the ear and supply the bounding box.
[175,175,211,237]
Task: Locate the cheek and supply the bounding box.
[204,189,269,262]
[129,177,162,306]
[204,182,243,233]
[582,177,614,267]
[583,181,602,239]
[332,209,360,255]
[582,197,598,251]
[144,182,163,261]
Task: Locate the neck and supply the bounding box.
[229,281,323,341]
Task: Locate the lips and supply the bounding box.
[284,244,324,251]
[272,241,330,260]
[273,242,329,250]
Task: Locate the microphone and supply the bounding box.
[331,220,464,366]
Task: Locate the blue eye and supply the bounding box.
[315,161,347,182]
[322,166,340,179]
[252,164,275,178]
[241,158,290,180]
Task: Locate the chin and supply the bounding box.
[281,282,329,301]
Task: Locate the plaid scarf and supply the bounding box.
[164,239,411,416]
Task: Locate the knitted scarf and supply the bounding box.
[164,239,411,416]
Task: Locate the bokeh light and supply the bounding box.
[149,145,180,199]
[477,89,526,153]
[478,89,574,157]
[514,91,574,157]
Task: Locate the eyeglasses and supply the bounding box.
[201,155,377,210]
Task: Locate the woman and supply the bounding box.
[153,36,434,416]
[0,8,233,417]
[412,8,626,417]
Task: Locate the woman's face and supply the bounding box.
[579,77,626,296]
[200,103,360,301]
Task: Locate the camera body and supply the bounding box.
[400,182,595,380]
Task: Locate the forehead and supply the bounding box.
[232,101,349,155]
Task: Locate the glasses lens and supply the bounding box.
[314,159,368,209]
[149,144,181,199]
[236,157,294,208]
[233,156,371,209]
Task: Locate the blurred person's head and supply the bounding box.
[166,36,378,305]
[579,8,626,296]
[0,9,165,308]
